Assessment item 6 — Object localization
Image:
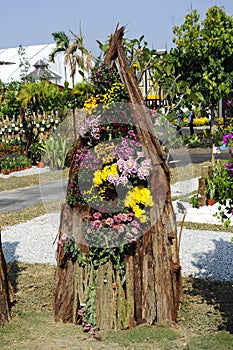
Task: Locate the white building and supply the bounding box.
[0,43,84,87]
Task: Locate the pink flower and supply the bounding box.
[137,166,150,179]
[117,225,125,233]
[131,220,140,228]
[107,173,120,186]
[119,213,128,222]
[119,175,128,186]
[58,233,69,247]
[104,217,114,226]
[127,213,134,221]
[90,220,103,228]
[93,211,102,219]
[61,233,68,241]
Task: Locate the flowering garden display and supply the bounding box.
[65,117,154,248]
[54,26,181,334]
[56,105,156,331]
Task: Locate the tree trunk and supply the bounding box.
[53,25,182,329]
[0,230,11,326]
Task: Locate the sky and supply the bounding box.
[1,0,233,57]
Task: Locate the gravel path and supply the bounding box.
[1,169,232,281]
[1,211,233,282]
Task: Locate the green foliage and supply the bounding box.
[29,142,43,164]
[18,80,61,113]
[18,45,31,82]
[71,81,95,108]
[190,194,199,208]
[171,6,233,106]
[0,155,31,173]
[0,81,22,118]
[204,176,216,200]
[40,135,70,169]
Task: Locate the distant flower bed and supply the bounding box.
[0,155,32,174]
[182,116,224,127]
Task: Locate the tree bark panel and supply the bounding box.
[95,261,114,330]
[0,231,12,326]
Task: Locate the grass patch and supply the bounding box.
[0,263,233,350]
[0,168,69,192]
[0,200,63,228]
[188,331,233,349]
[170,161,212,184]
[179,221,233,233]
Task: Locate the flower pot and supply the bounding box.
[206,198,216,206]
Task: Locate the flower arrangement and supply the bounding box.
[59,104,155,332]
[66,120,154,247]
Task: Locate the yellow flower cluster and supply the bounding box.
[101,83,127,108]
[194,117,209,126]
[82,185,99,203]
[216,117,224,125]
[183,117,209,126]
[93,164,118,186]
[83,95,101,114]
[124,186,154,223]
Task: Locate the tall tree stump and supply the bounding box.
[0,230,12,326]
[53,25,182,330]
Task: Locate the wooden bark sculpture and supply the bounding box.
[0,230,12,326]
[54,25,181,330]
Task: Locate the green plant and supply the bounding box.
[204,176,216,200]
[29,142,43,164]
[0,155,31,174]
[190,194,199,208]
[40,135,70,169]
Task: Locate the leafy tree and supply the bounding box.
[49,25,92,138]
[17,80,62,155]
[170,6,233,112]
[18,80,61,113]
[96,32,199,113]
[49,26,92,87]
[0,81,22,119]
[18,45,30,82]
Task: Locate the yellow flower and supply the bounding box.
[124,186,153,222]
[93,164,118,186]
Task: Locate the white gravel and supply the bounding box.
[1,172,233,281]
[1,208,233,281]
[1,213,58,265]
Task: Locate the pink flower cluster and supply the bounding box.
[58,233,68,247]
[106,130,152,186]
[83,211,142,243]
[78,114,102,137]
[75,147,101,169]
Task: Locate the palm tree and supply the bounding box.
[49,31,71,82]
[49,26,92,87]
[49,26,92,139]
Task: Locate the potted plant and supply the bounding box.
[204,176,216,205]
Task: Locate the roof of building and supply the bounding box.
[0,43,84,86]
[27,59,61,80]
